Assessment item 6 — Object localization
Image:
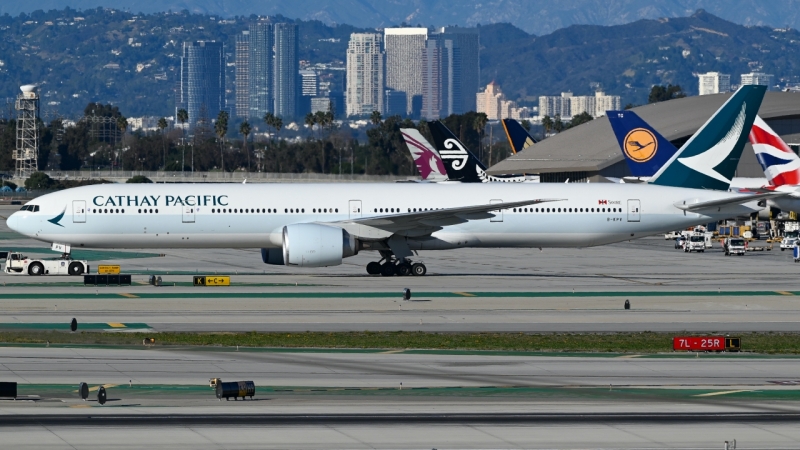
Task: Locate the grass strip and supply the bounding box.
[3,331,800,354]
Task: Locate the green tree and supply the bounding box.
[215,110,229,172]
[473,113,488,162]
[176,108,188,173]
[116,116,128,170]
[542,115,553,135]
[553,115,564,133]
[157,117,168,169]
[239,120,251,172]
[567,111,594,128]
[370,110,382,126]
[648,84,686,104]
[24,172,55,190]
[520,119,532,132]
[126,175,153,183]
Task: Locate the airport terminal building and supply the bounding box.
[487,92,800,182]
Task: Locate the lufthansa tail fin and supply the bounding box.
[428,121,487,182]
[399,128,448,181]
[501,119,537,154]
[749,115,800,186]
[650,85,766,190]
[606,110,679,177]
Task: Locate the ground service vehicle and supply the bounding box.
[781,230,799,251]
[1,251,89,276]
[684,234,706,253]
[724,238,746,256]
[664,231,681,240]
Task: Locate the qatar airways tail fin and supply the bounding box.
[749,115,800,186]
[400,128,448,181]
[606,110,679,178]
[501,119,537,154]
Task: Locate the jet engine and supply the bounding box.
[281,223,357,267]
[261,248,285,265]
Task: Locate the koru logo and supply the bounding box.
[439,138,469,170]
[623,128,658,163]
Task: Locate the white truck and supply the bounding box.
[1,251,89,276]
[684,234,706,253]
[723,238,746,256]
[781,223,799,251]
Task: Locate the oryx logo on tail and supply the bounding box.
[439,138,470,171]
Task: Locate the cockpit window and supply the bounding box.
[20,205,39,212]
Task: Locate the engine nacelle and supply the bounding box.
[282,223,357,267]
[261,248,285,265]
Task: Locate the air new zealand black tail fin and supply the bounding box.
[427,121,486,183]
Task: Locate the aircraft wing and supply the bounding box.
[332,198,563,238]
[674,192,787,212]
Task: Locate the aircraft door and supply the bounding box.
[349,200,362,219]
[72,200,86,223]
[627,199,641,222]
[183,206,195,223]
[490,199,503,222]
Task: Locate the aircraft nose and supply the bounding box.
[6,212,21,234]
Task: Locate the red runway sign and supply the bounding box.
[673,336,740,352]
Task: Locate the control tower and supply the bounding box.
[15,84,39,179]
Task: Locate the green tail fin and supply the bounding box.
[650,85,766,190]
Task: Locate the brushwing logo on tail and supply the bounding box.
[48,207,66,227]
[623,128,658,162]
[439,138,469,170]
[677,103,747,183]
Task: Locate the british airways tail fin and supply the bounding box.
[399,128,448,181]
[606,110,679,177]
[749,115,800,187]
[650,85,766,191]
[428,121,487,182]
[501,119,537,154]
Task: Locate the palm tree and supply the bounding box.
[176,109,188,173]
[239,120,251,173]
[370,110,382,126]
[157,117,168,170]
[304,112,316,138]
[473,112,488,162]
[553,114,564,133]
[541,115,553,136]
[215,110,229,172]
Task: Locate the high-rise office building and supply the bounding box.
[698,72,731,95]
[538,92,572,119]
[248,22,273,119]
[346,33,384,117]
[300,70,318,97]
[179,41,225,127]
[234,31,249,119]
[741,72,774,90]
[273,23,299,118]
[434,27,478,113]
[421,40,442,119]
[593,91,621,118]
[385,90,408,117]
[384,28,427,115]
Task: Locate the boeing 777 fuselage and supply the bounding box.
[7,182,765,275]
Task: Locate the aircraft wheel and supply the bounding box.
[396,263,411,276]
[68,262,84,276]
[366,262,381,275]
[411,263,427,276]
[28,262,44,276]
[380,263,395,277]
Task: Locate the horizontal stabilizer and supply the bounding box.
[674,192,787,211]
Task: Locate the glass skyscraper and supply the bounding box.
[180,41,225,127]
[273,23,299,119]
[249,22,274,119]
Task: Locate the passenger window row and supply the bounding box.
[93,208,127,214]
[212,208,271,213]
[512,207,621,213]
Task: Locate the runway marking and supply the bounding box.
[381,349,405,354]
[693,389,754,397]
[106,323,126,328]
[453,292,476,297]
[69,404,92,408]
[87,384,118,392]
[776,291,794,296]
[616,354,644,358]
[118,293,139,298]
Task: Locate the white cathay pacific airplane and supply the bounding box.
[4,85,782,276]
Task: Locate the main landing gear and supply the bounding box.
[366,258,426,277]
